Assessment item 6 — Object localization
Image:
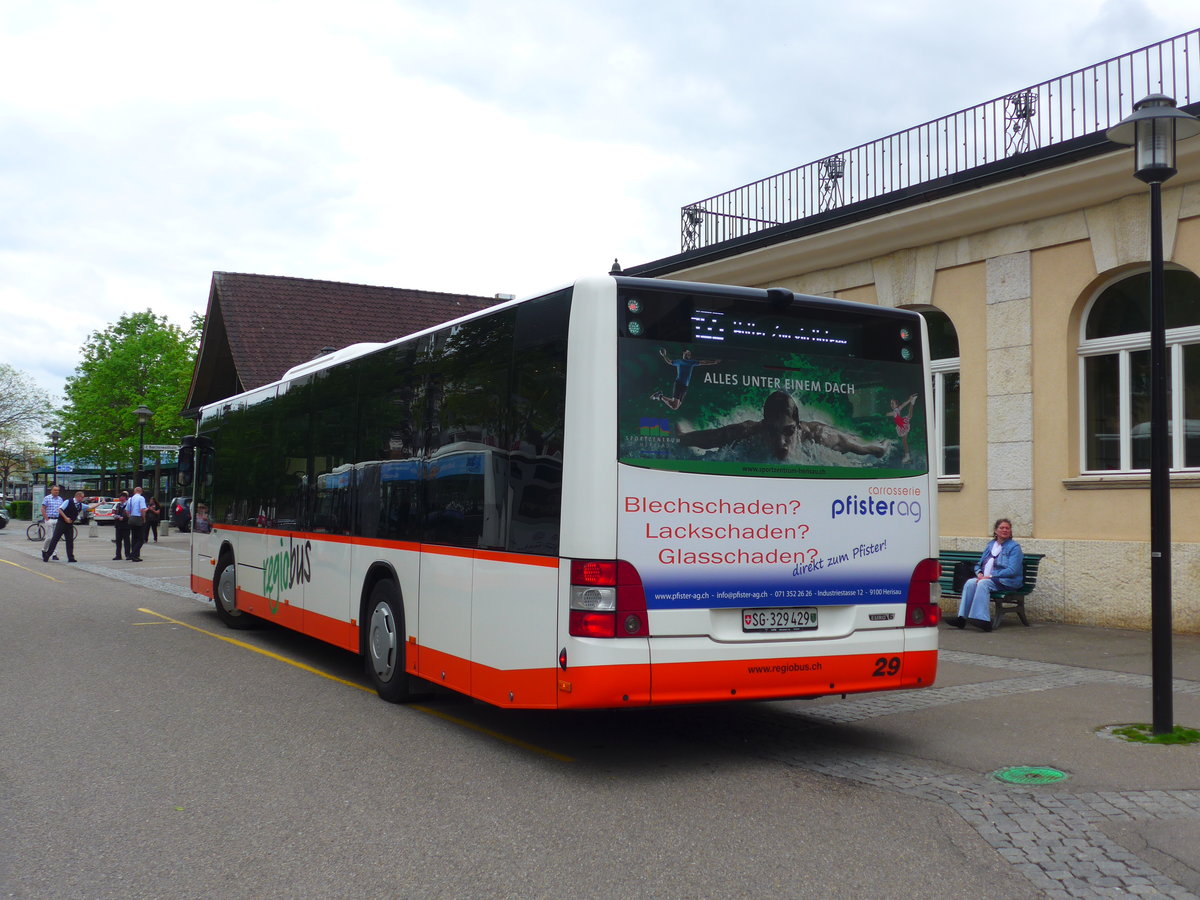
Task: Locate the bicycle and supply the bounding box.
[26,521,77,542]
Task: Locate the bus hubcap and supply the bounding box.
[369,602,398,679]
[217,565,237,614]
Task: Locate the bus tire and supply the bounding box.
[213,553,259,630]
[364,579,420,703]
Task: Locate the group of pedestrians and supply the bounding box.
[110,486,162,562]
[40,483,162,564]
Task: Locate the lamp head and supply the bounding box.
[1106,94,1200,185]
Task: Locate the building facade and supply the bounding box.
[628,63,1200,632]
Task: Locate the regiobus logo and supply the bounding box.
[263,537,313,613]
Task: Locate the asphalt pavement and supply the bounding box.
[2,519,1198,897]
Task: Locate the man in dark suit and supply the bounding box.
[112,491,132,560]
[43,490,85,563]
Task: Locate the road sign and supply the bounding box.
[143,444,177,452]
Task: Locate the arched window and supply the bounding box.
[916,308,960,478]
[1079,268,1200,472]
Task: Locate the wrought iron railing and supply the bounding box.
[681,29,1200,252]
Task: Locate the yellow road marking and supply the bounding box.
[0,557,64,582]
[137,608,371,691]
[136,607,573,762]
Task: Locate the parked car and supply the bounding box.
[77,496,112,524]
[91,502,118,525]
[169,497,192,532]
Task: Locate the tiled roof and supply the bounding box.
[186,272,496,411]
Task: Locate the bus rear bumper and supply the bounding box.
[557,629,938,708]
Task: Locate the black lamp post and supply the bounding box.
[135,405,153,489]
[1107,94,1200,735]
[50,429,61,490]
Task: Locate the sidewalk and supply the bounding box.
[917,619,1200,894]
[2,518,196,598]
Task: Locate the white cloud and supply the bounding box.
[1,0,1198,403]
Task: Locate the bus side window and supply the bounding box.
[506,291,569,555]
[422,314,515,549]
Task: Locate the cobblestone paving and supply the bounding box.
[726,650,1200,899]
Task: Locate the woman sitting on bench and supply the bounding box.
[946,518,1024,633]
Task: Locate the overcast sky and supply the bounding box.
[1,0,1196,404]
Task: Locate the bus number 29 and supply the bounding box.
[873,656,901,677]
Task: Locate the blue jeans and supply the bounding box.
[957,577,998,622]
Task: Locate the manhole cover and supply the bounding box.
[992,766,1068,784]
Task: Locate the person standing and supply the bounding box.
[146,496,162,543]
[111,491,131,560]
[126,485,147,561]
[945,518,1024,632]
[43,490,85,563]
[40,484,65,559]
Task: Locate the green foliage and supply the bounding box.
[5,500,32,521]
[1112,723,1200,745]
[55,310,200,472]
[0,437,47,497]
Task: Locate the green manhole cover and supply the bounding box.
[992,766,1068,785]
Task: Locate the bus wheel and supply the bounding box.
[365,580,416,703]
[213,555,258,630]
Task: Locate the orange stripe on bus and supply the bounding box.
[468,660,560,709]
[354,536,423,552]
[397,645,935,709]
[301,608,359,653]
[206,528,558,569]
[473,548,559,568]
[416,645,473,696]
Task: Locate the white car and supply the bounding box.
[92,502,118,525]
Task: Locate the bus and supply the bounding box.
[179,276,941,708]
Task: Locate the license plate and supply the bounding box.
[742,607,818,633]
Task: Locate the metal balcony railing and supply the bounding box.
[681,29,1200,252]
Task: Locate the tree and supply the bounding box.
[55,311,200,478]
[0,365,51,496]
[0,364,50,437]
[0,435,46,499]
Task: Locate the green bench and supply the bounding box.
[938,550,1046,629]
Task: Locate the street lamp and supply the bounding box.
[50,429,61,490]
[134,405,153,489]
[1107,94,1200,735]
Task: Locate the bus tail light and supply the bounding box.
[905,557,942,627]
[569,559,649,638]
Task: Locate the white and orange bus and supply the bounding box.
[181,276,941,708]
